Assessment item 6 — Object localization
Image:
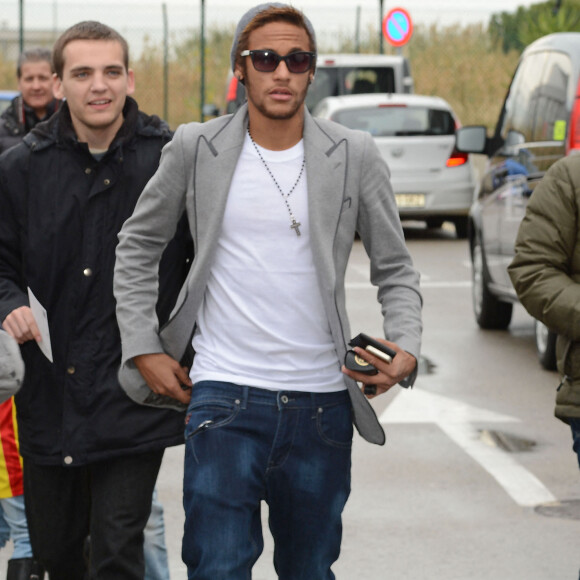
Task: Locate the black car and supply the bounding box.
[456,32,580,370]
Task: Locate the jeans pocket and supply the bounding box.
[184,399,240,441]
[315,402,353,449]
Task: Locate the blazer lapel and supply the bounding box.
[193,108,248,247]
[304,112,347,284]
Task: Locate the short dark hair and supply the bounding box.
[234,5,317,75]
[17,48,53,78]
[52,21,129,78]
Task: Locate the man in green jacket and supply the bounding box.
[508,155,580,469]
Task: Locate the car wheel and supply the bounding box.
[535,320,557,371]
[471,238,513,329]
[426,218,444,229]
[454,217,468,239]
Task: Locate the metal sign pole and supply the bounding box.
[19,0,24,52]
[200,0,206,122]
[379,0,384,54]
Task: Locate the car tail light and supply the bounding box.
[446,150,468,167]
[226,77,239,102]
[447,118,468,167]
[567,78,580,154]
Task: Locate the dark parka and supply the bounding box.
[0,97,192,466]
[508,155,580,423]
[0,94,60,154]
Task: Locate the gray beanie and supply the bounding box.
[230,3,317,72]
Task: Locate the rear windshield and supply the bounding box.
[330,105,456,137]
[305,67,396,111]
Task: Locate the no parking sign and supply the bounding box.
[383,7,413,47]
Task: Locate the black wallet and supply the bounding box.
[344,349,378,375]
[344,332,397,375]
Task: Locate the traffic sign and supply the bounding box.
[383,7,413,47]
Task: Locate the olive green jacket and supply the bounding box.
[508,155,580,423]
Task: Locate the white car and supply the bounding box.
[313,93,477,238]
[0,90,18,115]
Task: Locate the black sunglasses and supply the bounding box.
[240,50,316,74]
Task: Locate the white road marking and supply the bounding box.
[380,389,557,507]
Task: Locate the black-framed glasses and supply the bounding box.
[240,50,316,74]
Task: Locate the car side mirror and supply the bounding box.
[202,104,220,119]
[456,126,488,154]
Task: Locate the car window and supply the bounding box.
[531,51,571,142]
[330,105,455,137]
[344,68,395,94]
[500,51,547,141]
[305,66,396,111]
[306,69,340,110]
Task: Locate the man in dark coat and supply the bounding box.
[0,47,60,154]
[0,46,59,580]
[0,21,191,580]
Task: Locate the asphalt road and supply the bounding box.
[154,224,580,579]
[2,223,579,579]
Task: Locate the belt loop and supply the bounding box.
[240,385,249,409]
[310,391,318,411]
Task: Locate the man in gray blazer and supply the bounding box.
[114,3,422,577]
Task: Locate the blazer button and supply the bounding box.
[103,179,111,186]
[83,268,93,277]
[67,366,75,375]
[85,167,92,174]
[64,456,73,465]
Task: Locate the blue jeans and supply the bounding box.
[570,419,580,469]
[0,495,33,559]
[568,420,580,580]
[183,382,353,580]
[144,488,170,580]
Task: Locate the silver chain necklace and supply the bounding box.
[248,128,305,237]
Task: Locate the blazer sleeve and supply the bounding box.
[114,124,193,363]
[0,330,24,403]
[356,131,423,361]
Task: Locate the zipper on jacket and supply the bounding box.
[557,375,569,391]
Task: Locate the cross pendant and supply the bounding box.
[290,219,302,236]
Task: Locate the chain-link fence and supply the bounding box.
[0,0,520,129]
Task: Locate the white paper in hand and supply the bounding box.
[27,287,53,363]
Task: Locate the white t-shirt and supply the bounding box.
[190,133,345,392]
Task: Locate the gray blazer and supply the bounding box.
[114,105,422,445]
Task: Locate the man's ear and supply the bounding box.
[126,68,136,96]
[234,65,245,86]
[52,73,64,100]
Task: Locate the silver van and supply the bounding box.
[456,32,580,368]
[305,53,413,111]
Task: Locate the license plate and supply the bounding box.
[395,194,425,208]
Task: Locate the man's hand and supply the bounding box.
[341,337,416,399]
[133,353,193,405]
[2,306,41,344]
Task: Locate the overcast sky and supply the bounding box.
[3,0,541,28]
[0,0,544,52]
[158,0,541,31]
